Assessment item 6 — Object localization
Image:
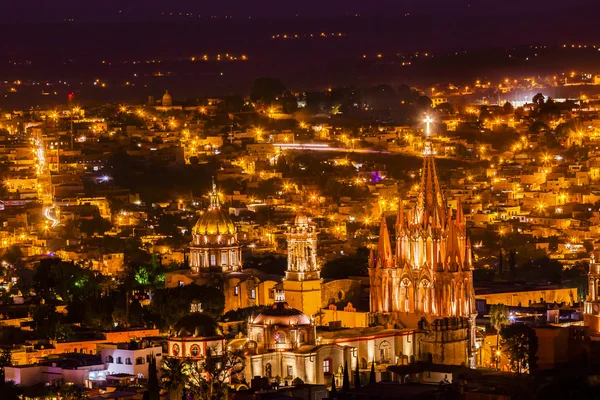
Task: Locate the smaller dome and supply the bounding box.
[162,90,173,106]
[174,313,221,338]
[251,302,311,326]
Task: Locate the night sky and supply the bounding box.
[1,0,597,22]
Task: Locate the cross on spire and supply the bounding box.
[424,115,434,137]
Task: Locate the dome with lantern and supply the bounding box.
[162,90,173,107]
[247,291,315,351]
[189,181,242,273]
[168,301,225,359]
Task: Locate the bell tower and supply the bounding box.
[283,212,322,317]
[585,255,600,333]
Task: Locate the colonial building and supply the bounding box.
[283,213,322,317]
[247,292,349,385]
[368,139,477,367]
[189,182,242,274]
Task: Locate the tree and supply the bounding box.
[149,284,224,331]
[250,78,286,105]
[0,348,13,384]
[354,357,361,389]
[342,362,350,392]
[508,250,517,278]
[532,93,545,108]
[322,246,369,279]
[147,355,160,400]
[330,374,337,396]
[186,348,245,400]
[500,323,538,374]
[489,304,509,369]
[369,361,376,384]
[503,102,514,115]
[161,357,188,400]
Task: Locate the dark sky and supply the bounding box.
[1,0,597,22]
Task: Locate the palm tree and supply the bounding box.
[489,304,509,370]
[161,357,188,400]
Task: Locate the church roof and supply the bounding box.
[251,302,311,326]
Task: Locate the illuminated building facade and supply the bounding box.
[282,213,322,317]
[247,291,349,385]
[369,137,477,367]
[189,183,242,273]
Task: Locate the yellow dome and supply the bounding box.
[162,90,172,106]
[193,207,235,235]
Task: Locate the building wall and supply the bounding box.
[419,328,470,365]
[222,277,278,312]
[283,279,322,317]
[321,279,362,308]
[101,346,162,378]
[249,345,349,385]
[320,309,369,328]
[476,288,576,307]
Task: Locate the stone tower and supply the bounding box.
[283,212,322,317]
[585,255,600,333]
[368,123,477,367]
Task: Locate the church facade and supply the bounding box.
[368,140,477,367]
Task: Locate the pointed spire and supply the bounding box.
[397,199,405,230]
[415,119,446,229]
[342,362,350,392]
[465,236,473,268]
[369,360,376,384]
[456,197,464,224]
[354,357,361,389]
[376,217,392,268]
[368,247,375,269]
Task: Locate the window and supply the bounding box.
[172,344,180,357]
[251,289,256,299]
[136,357,144,365]
[210,254,216,266]
[287,365,293,377]
[234,286,239,296]
[323,358,332,375]
[106,355,114,363]
[191,345,200,357]
[221,253,227,265]
[116,357,122,364]
[126,358,132,365]
[269,289,275,299]
[425,371,431,378]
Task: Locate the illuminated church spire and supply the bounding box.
[415,115,446,228]
[209,176,220,209]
